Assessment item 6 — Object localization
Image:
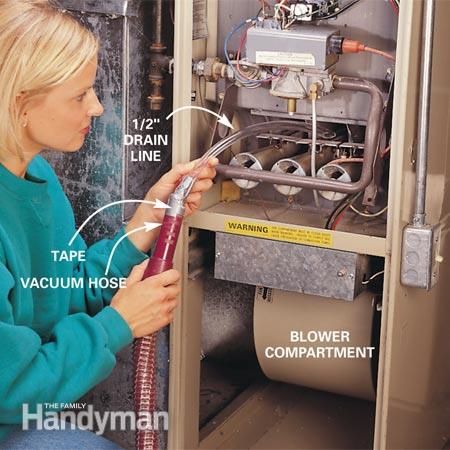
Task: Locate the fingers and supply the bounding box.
[186,192,202,206]
[158,158,217,187]
[172,161,197,178]
[145,268,180,287]
[208,157,219,167]
[164,298,179,314]
[126,259,149,286]
[163,284,181,301]
[195,165,216,181]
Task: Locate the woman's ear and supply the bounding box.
[15,92,29,127]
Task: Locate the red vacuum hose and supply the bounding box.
[133,178,193,450]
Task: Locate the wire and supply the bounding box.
[350,204,388,218]
[328,157,364,165]
[331,206,349,230]
[224,16,262,87]
[363,46,396,61]
[197,76,215,133]
[258,0,270,16]
[325,192,361,230]
[388,0,399,15]
[380,145,391,158]
[362,270,385,285]
[169,0,175,24]
[235,21,284,84]
[342,39,395,61]
[311,94,320,207]
[283,0,341,24]
[317,0,361,20]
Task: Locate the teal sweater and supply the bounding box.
[0,156,147,440]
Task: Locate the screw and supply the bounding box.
[337,269,347,278]
[215,252,221,258]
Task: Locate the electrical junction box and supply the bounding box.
[401,224,441,290]
[245,24,340,70]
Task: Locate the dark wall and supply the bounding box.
[45,1,174,448]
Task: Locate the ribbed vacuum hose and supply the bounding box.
[134,204,184,450]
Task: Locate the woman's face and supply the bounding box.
[21,57,104,155]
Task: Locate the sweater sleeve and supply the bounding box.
[68,228,148,316]
[0,259,133,424]
[27,155,149,316]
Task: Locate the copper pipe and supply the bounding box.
[148,0,169,111]
[216,77,384,194]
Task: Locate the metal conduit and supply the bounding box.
[413,0,435,226]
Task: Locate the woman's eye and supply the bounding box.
[76,92,87,102]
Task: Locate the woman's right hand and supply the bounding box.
[110,261,181,338]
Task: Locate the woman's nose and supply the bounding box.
[87,91,104,117]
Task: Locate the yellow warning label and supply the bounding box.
[224,220,333,248]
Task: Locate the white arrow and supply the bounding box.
[105,222,162,276]
[166,106,234,129]
[69,199,169,246]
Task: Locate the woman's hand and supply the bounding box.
[149,158,218,218]
[111,261,181,338]
[126,158,218,253]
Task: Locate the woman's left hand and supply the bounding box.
[126,158,218,252]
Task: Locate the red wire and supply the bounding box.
[388,0,399,15]
[364,46,396,61]
[380,145,391,158]
[331,204,351,230]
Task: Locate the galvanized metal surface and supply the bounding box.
[214,233,369,300]
[401,224,440,289]
[413,0,436,226]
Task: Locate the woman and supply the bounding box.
[0,0,216,447]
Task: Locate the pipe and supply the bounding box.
[148,0,170,111]
[215,77,384,194]
[413,0,436,227]
[317,162,362,201]
[310,88,320,206]
[230,143,301,189]
[152,0,163,45]
[272,150,334,196]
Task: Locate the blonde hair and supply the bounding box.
[0,0,99,160]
